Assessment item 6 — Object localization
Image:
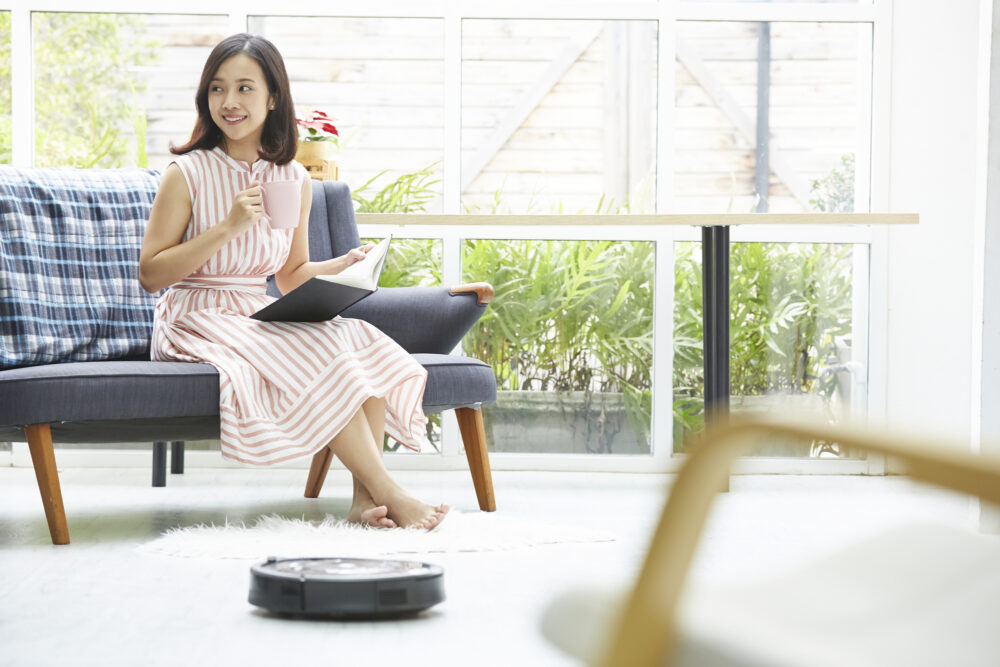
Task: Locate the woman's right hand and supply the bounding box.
[225,181,264,233]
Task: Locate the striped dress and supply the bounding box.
[151,147,428,465]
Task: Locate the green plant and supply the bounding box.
[30,13,158,168]
[462,238,655,450]
[352,162,441,214]
[672,241,855,451]
[362,237,441,288]
[672,243,706,440]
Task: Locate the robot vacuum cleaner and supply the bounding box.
[249,556,445,618]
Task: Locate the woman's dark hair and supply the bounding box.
[171,33,297,164]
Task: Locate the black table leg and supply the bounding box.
[701,225,731,422]
[702,226,731,491]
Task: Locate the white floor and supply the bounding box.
[0,465,976,667]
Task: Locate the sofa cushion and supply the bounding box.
[0,360,220,426]
[0,166,161,370]
[414,353,497,413]
[0,354,495,436]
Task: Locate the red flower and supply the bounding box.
[296,109,339,142]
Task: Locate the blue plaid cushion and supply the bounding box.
[0,166,162,370]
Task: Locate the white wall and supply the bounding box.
[975,0,1000,531]
[884,0,981,453]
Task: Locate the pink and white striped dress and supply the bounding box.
[151,147,428,465]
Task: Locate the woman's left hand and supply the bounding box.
[342,243,375,268]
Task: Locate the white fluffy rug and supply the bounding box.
[136,511,616,559]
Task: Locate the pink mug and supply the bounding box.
[260,180,301,229]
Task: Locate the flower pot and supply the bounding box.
[295,141,338,180]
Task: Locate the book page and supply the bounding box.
[317,235,391,290]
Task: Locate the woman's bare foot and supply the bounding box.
[347,502,397,528]
[381,488,450,530]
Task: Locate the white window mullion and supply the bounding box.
[651,228,676,461]
[655,0,676,459]
[865,0,892,474]
[10,7,32,167]
[870,0,893,214]
[443,2,462,213]
[855,22,874,214]
[657,1,674,213]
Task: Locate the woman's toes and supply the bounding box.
[350,505,397,528]
[420,505,450,531]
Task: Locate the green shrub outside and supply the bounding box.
[0,12,156,167]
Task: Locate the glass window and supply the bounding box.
[252,16,445,213]
[463,238,654,455]
[0,12,9,164]
[673,21,871,213]
[462,19,658,214]
[674,240,868,457]
[32,13,229,169]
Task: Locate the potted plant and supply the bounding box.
[295,109,339,179]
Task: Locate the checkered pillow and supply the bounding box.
[0,166,162,369]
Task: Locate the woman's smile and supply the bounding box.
[208,53,274,158]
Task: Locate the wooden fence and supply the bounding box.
[135,15,864,215]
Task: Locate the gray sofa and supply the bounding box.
[0,167,497,545]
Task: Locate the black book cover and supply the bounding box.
[250,279,373,322]
[250,235,391,323]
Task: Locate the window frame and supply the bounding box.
[2,0,891,474]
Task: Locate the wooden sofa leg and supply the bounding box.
[455,407,497,511]
[304,446,334,498]
[24,424,70,545]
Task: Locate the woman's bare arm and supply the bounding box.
[138,164,261,293]
[272,178,372,295]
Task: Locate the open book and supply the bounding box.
[250,235,392,322]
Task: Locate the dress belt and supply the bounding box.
[172,275,268,295]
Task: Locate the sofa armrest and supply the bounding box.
[341,285,490,354]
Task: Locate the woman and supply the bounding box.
[138,33,447,530]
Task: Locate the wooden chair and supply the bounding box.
[542,417,1000,666]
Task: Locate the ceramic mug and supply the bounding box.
[260,180,301,229]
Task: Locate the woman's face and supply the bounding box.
[208,54,274,152]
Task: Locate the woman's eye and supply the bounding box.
[240,85,252,92]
